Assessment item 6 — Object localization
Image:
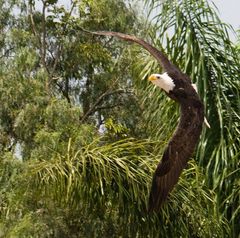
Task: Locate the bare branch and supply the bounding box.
[80,89,128,123]
[41,0,47,67]
[29,2,39,37]
[48,1,77,86]
[95,103,124,111]
[0,47,14,59]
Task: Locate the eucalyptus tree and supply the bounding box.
[0,0,144,236]
[0,0,143,157]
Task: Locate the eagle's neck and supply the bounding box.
[170,101,204,156]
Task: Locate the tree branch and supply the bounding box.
[49,1,77,84]
[29,2,39,38]
[95,103,124,111]
[0,47,14,59]
[80,89,128,123]
[41,0,47,67]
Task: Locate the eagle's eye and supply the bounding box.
[156,76,161,79]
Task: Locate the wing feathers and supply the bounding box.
[81,29,177,72]
[149,105,204,212]
[149,161,187,212]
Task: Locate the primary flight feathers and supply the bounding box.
[81,29,205,212]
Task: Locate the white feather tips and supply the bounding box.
[191,83,211,128]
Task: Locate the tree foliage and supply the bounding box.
[140,1,240,236]
[0,0,239,237]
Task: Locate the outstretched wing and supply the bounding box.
[148,103,204,212]
[148,142,189,212]
[81,29,179,73]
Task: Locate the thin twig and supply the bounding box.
[95,103,124,111]
[80,89,127,123]
[29,2,39,38]
[41,0,47,66]
[49,1,77,79]
[0,47,14,59]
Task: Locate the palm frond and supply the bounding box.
[24,138,228,236]
[138,0,240,234]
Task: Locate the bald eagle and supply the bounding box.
[82,30,207,212]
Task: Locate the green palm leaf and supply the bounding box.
[24,138,228,236]
[139,0,240,235]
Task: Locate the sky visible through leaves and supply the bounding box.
[34,0,240,42]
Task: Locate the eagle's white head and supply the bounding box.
[148,73,175,93]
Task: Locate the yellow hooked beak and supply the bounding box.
[148,74,157,81]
